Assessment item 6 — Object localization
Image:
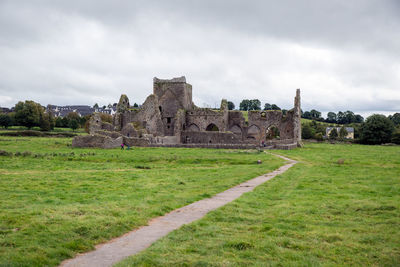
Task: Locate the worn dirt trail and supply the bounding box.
[60,153,297,267]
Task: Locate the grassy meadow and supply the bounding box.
[0,136,284,266]
[118,143,400,266]
[4,126,86,133]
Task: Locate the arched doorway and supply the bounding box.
[229,125,242,136]
[266,125,280,140]
[206,123,219,131]
[247,125,260,140]
[187,123,200,131]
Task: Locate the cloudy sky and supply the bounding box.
[0,0,399,117]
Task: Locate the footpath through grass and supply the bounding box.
[0,136,284,266]
[117,143,400,266]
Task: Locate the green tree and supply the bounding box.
[388,113,400,126]
[391,129,400,144]
[302,111,312,119]
[66,112,80,122]
[46,105,55,130]
[263,103,272,110]
[360,114,394,144]
[271,104,281,110]
[310,109,321,120]
[354,114,364,123]
[69,119,79,131]
[55,117,63,127]
[0,113,12,128]
[39,113,51,131]
[344,111,355,124]
[14,101,43,129]
[337,111,345,124]
[239,99,250,111]
[249,99,261,110]
[66,112,81,130]
[227,101,235,110]
[93,103,99,109]
[61,117,69,127]
[133,103,139,108]
[339,127,348,140]
[326,112,337,123]
[329,128,338,140]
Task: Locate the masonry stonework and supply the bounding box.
[73,76,301,149]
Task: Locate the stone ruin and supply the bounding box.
[72,76,302,149]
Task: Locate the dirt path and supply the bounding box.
[60,153,297,267]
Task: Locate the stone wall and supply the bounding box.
[181,131,242,144]
[123,136,150,147]
[94,130,122,139]
[124,94,164,136]
[72,135,122,149]
[185,109,227,132]
[148,143,258,149]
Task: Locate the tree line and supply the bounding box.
[0,100,89,131]
[302,113,400,145]
[303,110,364,124]
[1,100,399,145]
[235,99,282,112]
[231,99,365,125]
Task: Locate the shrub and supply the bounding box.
[22,151,32,157]
[339,127,348,140]
[391,130,400,144]
[329,128,338,140]
[39,113,51,131]
[302,124,314,139]
[0,113,12,128]
[315,132,324,141]
[100,113,113,124]
[0,150,12,157]
[69,119,79,131]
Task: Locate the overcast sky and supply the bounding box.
[0,0,399,117]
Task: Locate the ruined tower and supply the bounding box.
[153,76,193,136]
[294,89,302,146]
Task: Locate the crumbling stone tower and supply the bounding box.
[294,89,302,145]
[153,77,193,136]
[73,76,302,150]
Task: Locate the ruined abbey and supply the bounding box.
[72,77,302,149]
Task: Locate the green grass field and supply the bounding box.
[117,143,400,266]
[0,136,284,266]
[4,126,86,133]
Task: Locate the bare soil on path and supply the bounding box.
[60,153,297,267]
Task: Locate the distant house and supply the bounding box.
[326,127,354,139]
[48,105,95,117]
[0,107,11,113]
[94,106,116,115]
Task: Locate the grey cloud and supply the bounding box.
[0,0,399,117]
